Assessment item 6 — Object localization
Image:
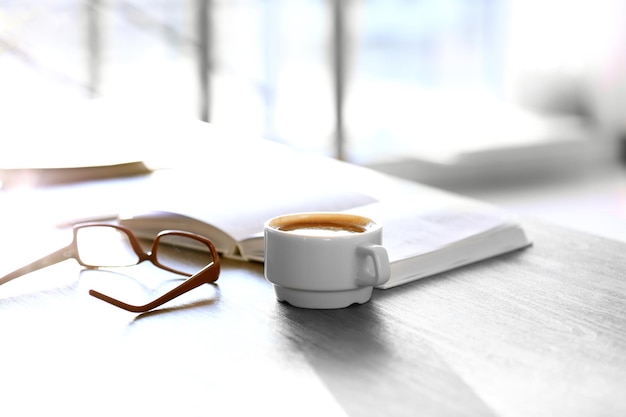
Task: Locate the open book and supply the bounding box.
[117,137,531,289]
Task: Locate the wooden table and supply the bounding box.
[1,216,625,417]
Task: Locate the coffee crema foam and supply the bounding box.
[276,222,367,237]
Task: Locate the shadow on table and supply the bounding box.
[274,298,497,417]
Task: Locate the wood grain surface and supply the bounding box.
[0,219,624,417]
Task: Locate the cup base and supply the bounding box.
[273,286,373,309]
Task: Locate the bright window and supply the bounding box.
[1,1,624,167]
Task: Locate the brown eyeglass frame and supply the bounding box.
[0,223,220,313]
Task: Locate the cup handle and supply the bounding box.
[356,243,391,287]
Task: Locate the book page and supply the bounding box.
[346,197,515,262]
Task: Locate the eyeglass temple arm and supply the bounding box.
[88,261,220,313]
[0,245,75,286]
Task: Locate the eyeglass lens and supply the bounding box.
[76,226,140,267]
[155,234,216,275]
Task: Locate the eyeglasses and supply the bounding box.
[0,223,220,313]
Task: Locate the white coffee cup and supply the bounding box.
[264,212,390,309]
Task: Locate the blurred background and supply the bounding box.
[1,0,625,240]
